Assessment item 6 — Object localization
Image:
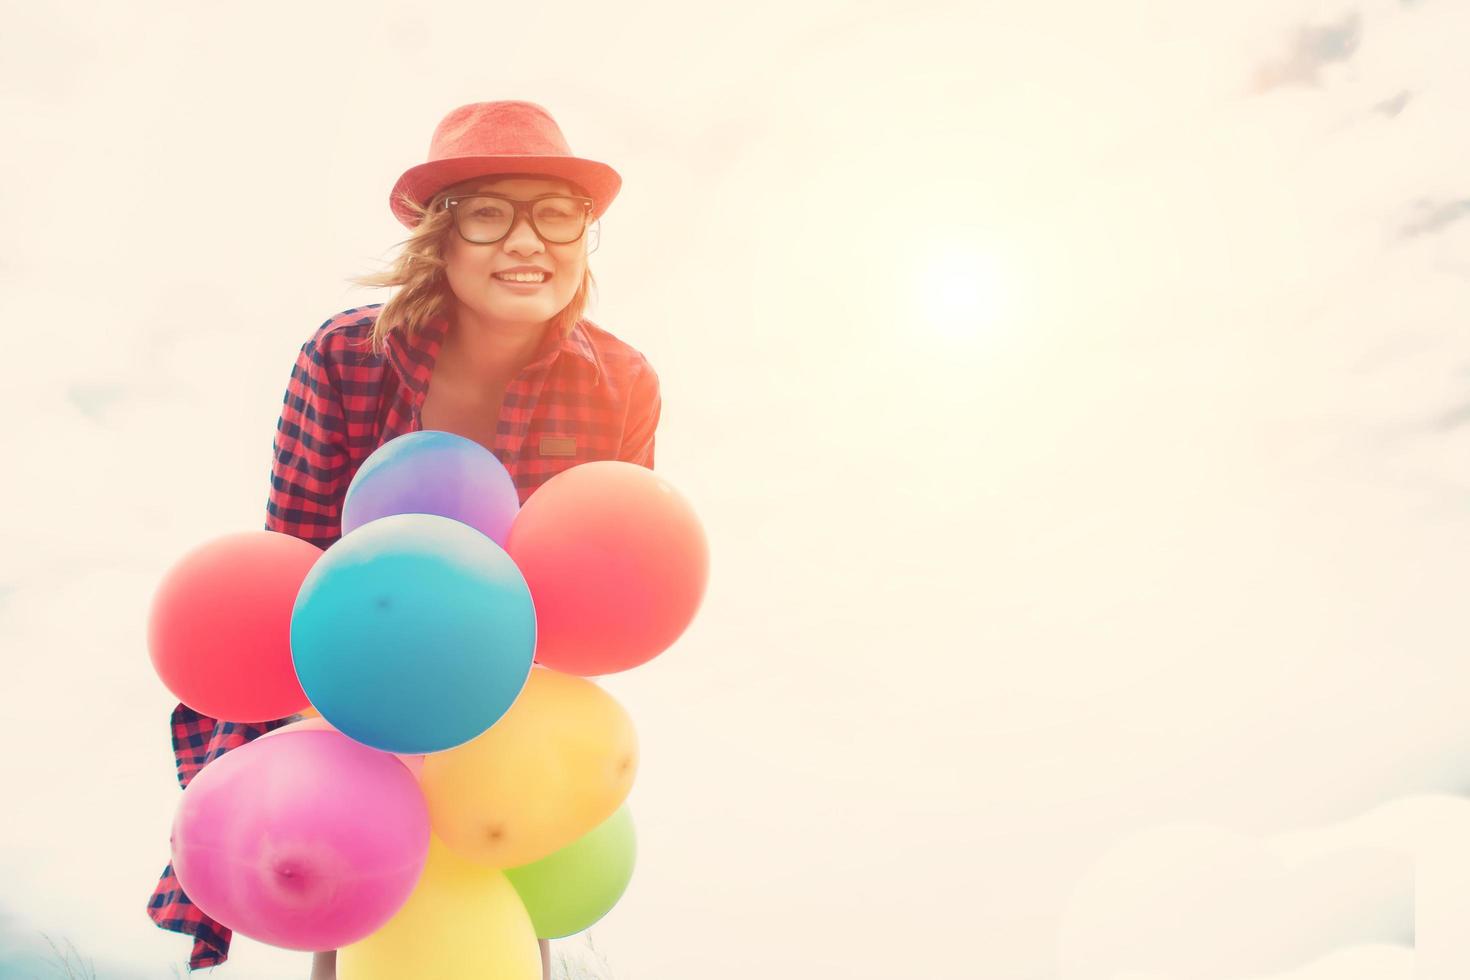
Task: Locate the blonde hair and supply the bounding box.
[350,184,598,357]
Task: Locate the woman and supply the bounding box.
[146,100,660,980]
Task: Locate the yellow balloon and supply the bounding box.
[421,666,638,868]
[337,835,540,980]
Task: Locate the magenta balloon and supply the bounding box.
[171,729,430,951]
[341,431,519,546]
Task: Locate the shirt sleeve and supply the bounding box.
[153,339,345,970]
[265,334,350,550]
[618,356,661,469]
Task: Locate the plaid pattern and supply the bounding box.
[148,705,293,968]
[147,305,660,969]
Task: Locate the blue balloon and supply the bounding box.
[291,513,536,754]
[342,430,520,546]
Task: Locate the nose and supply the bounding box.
[502,210,545,255]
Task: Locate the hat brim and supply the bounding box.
[389,156,621,230]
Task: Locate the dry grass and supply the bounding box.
[35,932,188,980]
[552,929,625,980]
[38,933,96,979]
[35,928,616,979]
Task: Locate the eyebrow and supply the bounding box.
[463,186,573,197]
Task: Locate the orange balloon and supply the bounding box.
[420,667,637,868]
[506,461,708,675]
[148,531,321,722]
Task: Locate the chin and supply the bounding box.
[489,304,555,324]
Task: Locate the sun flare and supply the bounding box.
[919,246,1006,338]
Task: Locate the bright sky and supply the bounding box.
[2,0,1469,977]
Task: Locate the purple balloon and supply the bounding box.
[170,729,429,951]
[342,430,520,545]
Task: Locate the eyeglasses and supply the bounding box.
[441,193,595,245]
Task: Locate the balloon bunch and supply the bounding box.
[148,431,709,979]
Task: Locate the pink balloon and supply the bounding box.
[262,716,426,778]
[171,729,429,951]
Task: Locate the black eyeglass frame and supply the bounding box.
[440,192,596,245]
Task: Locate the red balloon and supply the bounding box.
[148,531,321,721]
[507,461,708,675]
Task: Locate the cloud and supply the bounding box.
[1241,945,1413,980]
[1056,819,1413,980]
[1373,90,1414,117]
[1428,401,1470,433]
[1058,797,1470,979]
[1398,198,1470,239]
[1250,11,1363,94]
[65,382,132,423]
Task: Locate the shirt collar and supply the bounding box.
[382,308,602,399]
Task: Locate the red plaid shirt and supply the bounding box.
[147,305,660,969]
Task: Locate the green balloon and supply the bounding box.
[504,804,637,939]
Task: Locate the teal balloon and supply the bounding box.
[504,804,637,939]
[290,513,536,754]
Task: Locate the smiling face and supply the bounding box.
[440,174,590,336]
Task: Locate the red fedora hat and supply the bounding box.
[388,101,621,229]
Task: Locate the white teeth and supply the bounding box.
[494,272,547,282]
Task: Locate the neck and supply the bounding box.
[443,305,552,385]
